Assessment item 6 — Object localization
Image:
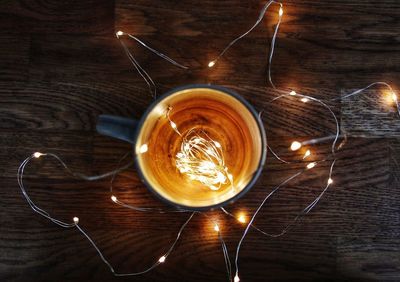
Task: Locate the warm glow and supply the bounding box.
[214,224,220,232]
[208,61,215,68]
[392,93,397,102]
[73,217,79,224]
[303,149,311,159]
[176,130,233,192]
[116,30,124,37]
[306,162,316,169]
[111,195,117,202]
[301,97,309,103]
[234,274,240,282]
[279,7,283,17]
[237,214,247,224]
[289,90,297,96]
[159,256,166,263]
[139,144,148,154]
[170,121,178,130]
[33,152,43,158]
[328,178,333,185]
[384,91,397,105]
[290,141,302,151]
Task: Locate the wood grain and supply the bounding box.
[1,0,399,281]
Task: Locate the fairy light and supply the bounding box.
[306,162,316,169]
[139,144,148,154]
[170,121,178,130]
[16,2,400,282]
[33,152,43,158]
[290,141,302,151]
[175,130,234,191]
[18,152,195,275]
[392,92,397,102]
[167,107,234,191]
[206,0,282,85]
[158,256,166,263]
[237,213,247,224]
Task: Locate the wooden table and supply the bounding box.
[1,1,399,281]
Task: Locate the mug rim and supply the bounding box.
[133,84,267,211]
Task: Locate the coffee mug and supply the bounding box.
[97,84,266,211]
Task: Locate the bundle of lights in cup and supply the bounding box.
[18,1,399,281]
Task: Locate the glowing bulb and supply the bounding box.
[290,90,297,96]
[170,121,178,129]
[303,149,311,159]
[33,152,43,158]
[290,141,302,151]
[208,61,215,68]
[73,217,79,224]
[237,214,246,224]
[279,7,283,17]
[116,30,124,37]
[216,172,226,183]
[214,224,220,232]
[234,274,240,282]
[392,93,397,102]
[327,178,333,185]
[111,195,117,202]
[301,97,309,103]
[306,162,316,169]
[159,256,166,263]
[214,141,221,148]
[139,144,148,154]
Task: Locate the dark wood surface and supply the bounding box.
[1,0,399,281]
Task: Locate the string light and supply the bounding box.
[33,152,43,158]
[167,107,234,192]
[16,2,400,282]
[290,141,302,151]
[237,214,247,224]
[158,256,166,263]
[200,0,282,85]
[306,162,316,169]
[139,144,148,154]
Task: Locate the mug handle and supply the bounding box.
[96,115,138,144]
